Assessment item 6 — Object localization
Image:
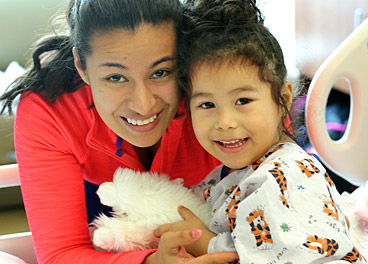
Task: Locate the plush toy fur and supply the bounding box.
[92,168,211,252]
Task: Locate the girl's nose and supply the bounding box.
[214,109,238,130]
[128,82,156,115]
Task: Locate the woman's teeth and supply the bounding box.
[126,114,157,126]
[219,139,246,148]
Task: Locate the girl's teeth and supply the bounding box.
[219,139,246,148]
[220,139,240,144]
[127,115,157,126]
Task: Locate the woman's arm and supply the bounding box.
[144,229,238,264]
[15,93,153,263]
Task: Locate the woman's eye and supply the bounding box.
[199,102,215,109]
[152,70,171,78]
[236,98,251,105]
[107,75,126,83]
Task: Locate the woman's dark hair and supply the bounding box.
[178,0,295,132]
[0,0,182,114]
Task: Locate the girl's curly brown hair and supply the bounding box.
[178,0,295,133]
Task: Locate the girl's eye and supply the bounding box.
[236,98,251,105]
[199,102,215,109]
[152,70,171,78]
[108,75,126,83]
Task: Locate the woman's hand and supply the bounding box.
[155,206,215,256]
[143,229,239,264]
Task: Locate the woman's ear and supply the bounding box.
[73,48,90,85]
[281,81,293,110]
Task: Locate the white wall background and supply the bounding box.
[259,0,297,77]
[0,0,67,70]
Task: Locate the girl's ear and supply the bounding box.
[281,81,293,110]
[73,48,90,85]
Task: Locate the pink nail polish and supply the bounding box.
[178,205,184,209]
[192,229,201,238]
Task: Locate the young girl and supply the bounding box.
[0,0,239,263]
[175,0,367,262]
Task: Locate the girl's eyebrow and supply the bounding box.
[191,91,212,99]
[230,86,257,94]
[191,86,257,99]
[98,56,174,70]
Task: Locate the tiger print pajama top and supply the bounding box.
[193,142,366,263]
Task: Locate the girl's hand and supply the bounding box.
[155,206,207,235]
[143,229,239,264]
[155,206,216,256]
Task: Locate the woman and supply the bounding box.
[0,0,238,263]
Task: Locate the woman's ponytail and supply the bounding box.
[0,33,83,115]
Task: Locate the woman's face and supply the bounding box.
[75,23,180,147]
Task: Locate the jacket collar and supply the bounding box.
[85,85,188,170]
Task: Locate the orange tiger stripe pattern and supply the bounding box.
[341,246,367,263]
[268,162,290,208]
[301,235,339,257]
[203,186,212,202]
[323,187,339,221]
[252,144,284,170]
[225,186,241,232]
[296,159,320,177]
[324,172,335,187]
[246,208,273,250]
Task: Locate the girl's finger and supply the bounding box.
[177,205,196,220]
[154,223,171,238]
[159,229,202,255]
[196,251,239,264]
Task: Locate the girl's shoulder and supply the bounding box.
[254,142,326,176]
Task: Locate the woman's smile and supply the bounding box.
[120,111,162,133]
[76,23,180,147]
[125,114,158,126]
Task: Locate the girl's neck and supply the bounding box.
[226,133,295,175]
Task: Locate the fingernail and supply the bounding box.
[192,229,201,238]
[178,205,185,209]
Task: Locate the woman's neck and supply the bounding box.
[134,140,161,171]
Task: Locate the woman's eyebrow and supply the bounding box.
[150,56,174,69]
[97,56,174,70]
[98,62,127,69]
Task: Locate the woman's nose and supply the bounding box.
[128,82,156,115]
[214,109,237,130]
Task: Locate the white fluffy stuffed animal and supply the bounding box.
[92,168,212,252]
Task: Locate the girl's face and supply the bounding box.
[190,58,292,170]
[75,23,180,147]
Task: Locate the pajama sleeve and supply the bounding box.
[205,145,367,263]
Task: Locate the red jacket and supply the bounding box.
[15,85,220,263]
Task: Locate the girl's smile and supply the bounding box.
[190,57,292,170]
[215,138,248,154]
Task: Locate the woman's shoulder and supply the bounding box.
[15,84,95,148]
[18,84,93,113]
